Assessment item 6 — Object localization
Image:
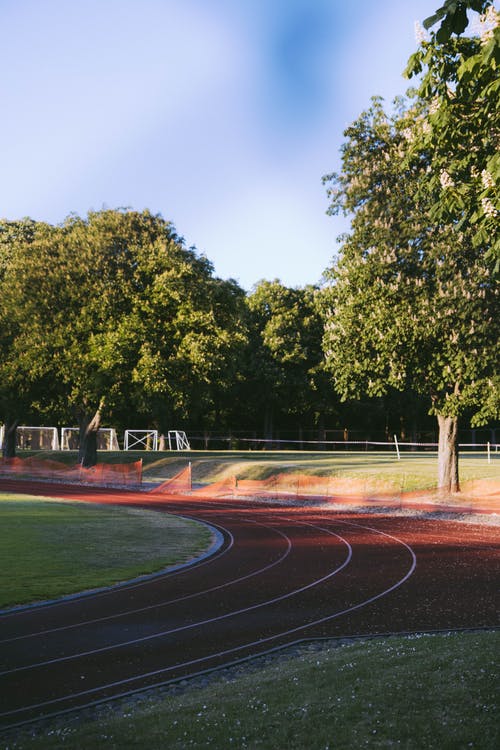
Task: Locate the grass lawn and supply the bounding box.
[0,494,213,609]
[7,631,499,749]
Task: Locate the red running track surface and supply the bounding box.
[0,479,499,730]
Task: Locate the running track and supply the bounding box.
[0,479,499,730]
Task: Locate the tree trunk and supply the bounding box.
[78,405,102,467]
[2,419,18,458]
[437,414,459,494]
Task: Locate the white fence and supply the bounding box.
[3,426,495,460]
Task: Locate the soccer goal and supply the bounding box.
[15,426,60,451]
[167,431,191,451]
[124,429,158,451]
[60,427,120,451]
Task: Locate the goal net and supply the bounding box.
[124,429,158,451]
[60,427,120,451]
[15,426,60,451]
[168,431,191,450]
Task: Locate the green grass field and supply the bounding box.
[0,494,213,609]
[8,631,499,749]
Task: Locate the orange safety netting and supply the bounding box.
[150,464,192,494]
[191,475,237,497]
[150,471,390,502]
[148,469,500,514]
[0,456,142,486]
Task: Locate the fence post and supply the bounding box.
[394,435,401,460]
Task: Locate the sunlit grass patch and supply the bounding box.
[0,494,213,608]
[8,631,499,749]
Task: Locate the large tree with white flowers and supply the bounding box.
[321,97,499,493]
[406,1,499,267]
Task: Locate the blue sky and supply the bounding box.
[1,0,442,290]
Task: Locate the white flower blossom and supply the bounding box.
[481,169,495,189]
[440,170,454,189]
[428,98,440,116]
[481,197,498,218]
[481,6,499,43]
[472,6,500,44]
[414,20,429,44]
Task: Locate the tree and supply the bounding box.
[126,253,248,435]
[406,2,499,267]
[245,280,333,440]
[0,209,247,464]
[0,219,51,457]
[321,98,499,492]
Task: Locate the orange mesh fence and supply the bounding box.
[77,460,143,486]
[0,456,142,486]
[190,475,237,498]
[460,478,500,500]
[150,465,192,494]
[234,473,375,502]
[148,470,500,515]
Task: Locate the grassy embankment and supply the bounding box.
[26,448,500,493]
[7,631,499,749]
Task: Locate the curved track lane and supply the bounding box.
[0,480,499,729]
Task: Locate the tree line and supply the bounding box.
[0,1,498,491]
[0,209,439,461]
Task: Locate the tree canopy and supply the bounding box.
[0,210,247,462]
[244,280,334,438]
[321,96,499,491]
[406,1,499,267]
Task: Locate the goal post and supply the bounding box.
[15,426,60,451]
[60,427,120,451]
[167,431,191,451]
[124,429,158,451]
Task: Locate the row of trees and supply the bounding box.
[0,2,498,491]
[0,210,331,464]
[0,209,437,463]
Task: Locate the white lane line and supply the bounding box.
[0,522,352,676]
[0,517,291,644]
[0,518,416,719]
